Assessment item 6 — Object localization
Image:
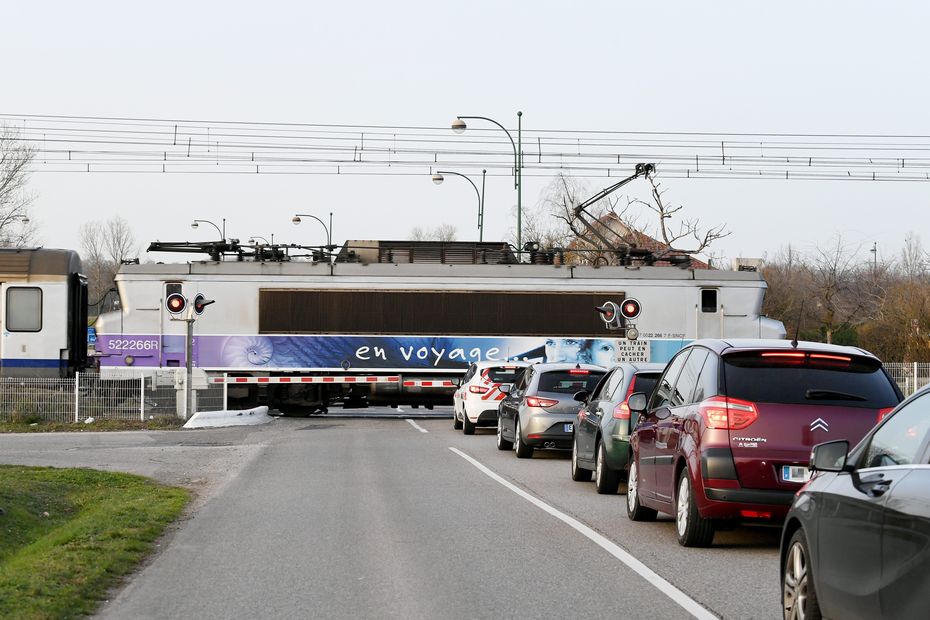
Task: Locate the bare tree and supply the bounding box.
[408,224,458,241]
[543,171,729,264]
[899,233,927,281]
[633,175,730,258]
[81,216,139,317]
[0,124,39,247]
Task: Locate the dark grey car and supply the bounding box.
[496,363,606,458]
[571,362,664,493]
[780,387,930,620]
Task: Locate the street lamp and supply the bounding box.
[248,235,274,245]
[191,218,225,241]
[452,112,522,254]
[292,213,333,248]
[431,170,486,242]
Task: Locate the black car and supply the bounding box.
[780,386,930,620]
[571,362,664,494]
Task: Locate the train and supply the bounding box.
[0,241,785,410]
[88,240,785,411]
[0,247,88,377]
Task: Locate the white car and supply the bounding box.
[453,361,529,435]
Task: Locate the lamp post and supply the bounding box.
[248,235,274,245]
[191,218,225,241]
[431,169,486,242]
[292,213,333,248]
[452,112,522,255]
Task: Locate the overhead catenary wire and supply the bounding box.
[3,113,929,182]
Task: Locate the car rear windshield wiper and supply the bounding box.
[805,389,868,402]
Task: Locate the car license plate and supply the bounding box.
[564,423,573,433]
[782,465,812,483]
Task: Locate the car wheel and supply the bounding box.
[496,416,513,450]
[462,412,475,435]
[453,408,463,430]
[783,529,822,620]
[571,436,592,482]
[675,470,715,547]
[514,418,534,458]
[595,440,621,494]
[626,460,657,522]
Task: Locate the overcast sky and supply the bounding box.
[5,1,929,266]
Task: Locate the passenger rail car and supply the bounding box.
[0,248,88,377]
[94,254,785,411]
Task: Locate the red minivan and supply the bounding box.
[626,339,903,547]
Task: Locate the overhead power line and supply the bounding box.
[3,113,929,182]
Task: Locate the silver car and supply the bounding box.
[497,363,607,458]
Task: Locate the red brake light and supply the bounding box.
[810,353,851,362]
[739,509,772,519]
[613,379,638,420]
[699,396,758,430]
[568,369,590,375]
[877,407,895,422]
[613,402,631,420]
[469,385,489,394]
[526,396,560,408]
[760,352,806,358]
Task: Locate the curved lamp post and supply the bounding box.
[452,112,522,254]
[191,218,225,241]
[431,170,486,242]
[292,213,333,248]
[248,235,274,245]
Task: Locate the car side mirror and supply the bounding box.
[573,390,590,402]
[627,392,648,413]
[498,384,512,394]
[810,440,850,472]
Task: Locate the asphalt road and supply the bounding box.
[0,408,782,619]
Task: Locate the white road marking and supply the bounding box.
[448,447,718,620]
[406,419,428,433]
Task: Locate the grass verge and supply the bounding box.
[0,465,190,619]
[0,417,185,433]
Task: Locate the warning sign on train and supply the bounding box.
[615,339,650,362]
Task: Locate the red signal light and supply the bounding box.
[568,369,590,375]
[620,298,641,320]
[469,385,489,394]
[193,293,215,315]
[165,293,186,314]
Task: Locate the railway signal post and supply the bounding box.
[167,293,215,419]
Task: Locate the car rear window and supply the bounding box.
[630,373,660,400]
[537,370,605,394]
[722,352,900,408]
[485,366,526,384]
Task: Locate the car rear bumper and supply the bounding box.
[699,486,794,520]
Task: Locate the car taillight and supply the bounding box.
[613,402,631,420]
[739,509,772,519]
[469,385,489,394]
[526,396,559,408]
[613,377,639,420]
[699,396,758,430]
[568,369,590,375]
[877,407,895,422]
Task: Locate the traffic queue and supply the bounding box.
[452,338,929,620]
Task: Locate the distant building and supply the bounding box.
[564,212,710,269]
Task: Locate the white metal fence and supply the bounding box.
[0,371,225,424]
[884,363,930,398]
